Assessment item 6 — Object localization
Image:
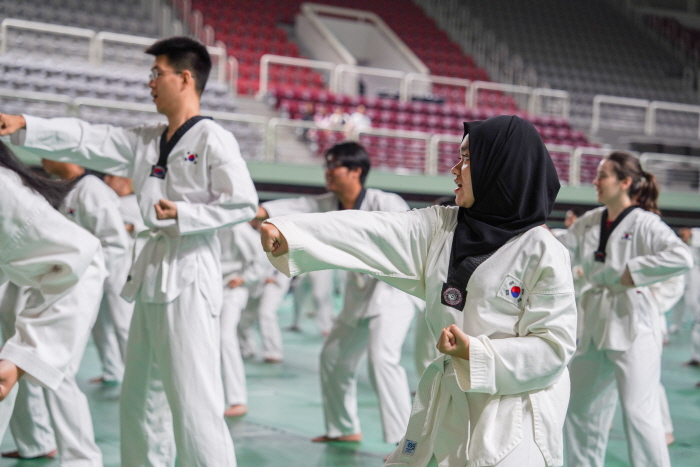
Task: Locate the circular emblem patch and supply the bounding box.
[443,287,463,306]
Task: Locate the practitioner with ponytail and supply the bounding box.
[560,151,692,467]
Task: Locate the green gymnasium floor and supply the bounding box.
[2,294,699,467]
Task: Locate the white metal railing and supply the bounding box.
[429,133,462,175]
[333,64,406,96]
[258,55,569,117]
[0,88,73,111]
[544,144,575,185]
[2,87,698,191]
[1,18,95,57]
[646,101,700,139]
[0,18,228,85]
[402,73,471,103]
[592,95,700,139]
[93,32,155,66]
[265,117,342,163]
[591,95,650,134]
[640,152,700,193]
[257,55,337,98]
[532,89,570,119]
[355,127,433,173]
[468,81,533,112]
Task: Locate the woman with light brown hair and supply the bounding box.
[560,151,692,467]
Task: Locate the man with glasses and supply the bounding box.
[0,36,258,467]
[255,141,417,446]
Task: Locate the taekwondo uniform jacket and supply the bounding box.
[262,188,418,326]
[559,207,693,353]
[61,175,131,292]
[0,168,103,389]
[218,222,268,293]
[266,206,577,467]
[12,115,259,305]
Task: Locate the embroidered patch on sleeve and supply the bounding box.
[497,274,526,307]
[402,439,417,455]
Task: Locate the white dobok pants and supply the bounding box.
[238,276,289,361]
[220,285,249,407]
[119,281,236,467]
[565,315,670,467]
[320,305,414,444]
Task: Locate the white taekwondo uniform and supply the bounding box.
[238,268,288,361]
[0,277,104,466]
[11,114,258,467]
[119,193,148,237]
[687,229,700,362]
[61,175,132,383]
[218,222,267,407]
[0,168,103,448]
[263,189,417,444]
[290,270,335,334]
[649,274,685,437]
[559,206,692,467]
[266,206,577,467]
[2,175,111,465]
[0,282,57,458]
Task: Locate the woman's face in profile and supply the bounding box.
[451,135,475,208]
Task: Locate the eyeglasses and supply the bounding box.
[149,69,182,81]
[324,160,346,170]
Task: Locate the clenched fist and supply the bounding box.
[0,113,26,136]
[260,223,288,256]
[436,324,470,360]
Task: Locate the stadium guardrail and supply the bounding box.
[0,18,228,86]
[1,89,697,191]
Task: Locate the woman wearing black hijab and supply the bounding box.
[261,116,577,467]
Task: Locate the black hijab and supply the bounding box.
[441,115,560,311]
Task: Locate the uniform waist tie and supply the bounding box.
[386,355,470,467]
[132,228,172,295]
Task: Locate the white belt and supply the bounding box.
[386,355,470,466]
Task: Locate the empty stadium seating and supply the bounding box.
[439,0,698,134]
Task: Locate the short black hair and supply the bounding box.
[325,141,371,185]
[145,36,211,95]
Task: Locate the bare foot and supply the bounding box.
[685,359,700,367]
[263,357,282,364]
[224,404,248,417]
[89,376,120,386]
[666,433,675,446]
[312,433,362,443]
[2,449,57,459]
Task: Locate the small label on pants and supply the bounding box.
[403,439,417,455]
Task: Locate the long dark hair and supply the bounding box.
[0,142,76,209]
[607,151,660,215]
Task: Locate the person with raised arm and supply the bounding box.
[0,36,258,467]
[261,116,577,467]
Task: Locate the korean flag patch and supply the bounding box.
[498,274,526,308]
